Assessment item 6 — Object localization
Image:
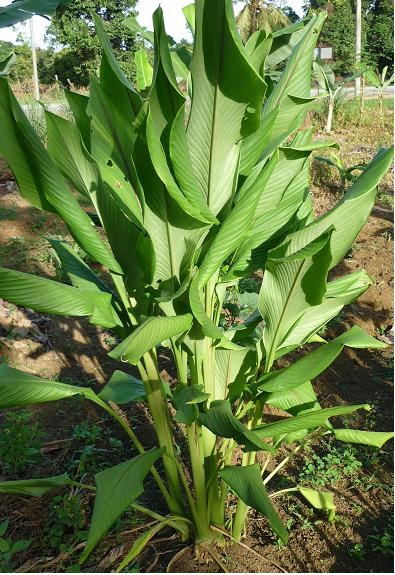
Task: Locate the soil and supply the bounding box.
[0,106,393,573]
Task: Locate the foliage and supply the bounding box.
[45,0,140,86]
[365,0,394,73]
[306,1,358,75]
[0,518,31,573]
[0,409,45,475]
[305,0,393,75]
[0,0,393,569]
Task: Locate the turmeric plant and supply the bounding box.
[0,1,393,569]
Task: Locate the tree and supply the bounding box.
[46,0,139,86]
[305,1,358,75]
[365,0,393,72]
[235,1,290,42]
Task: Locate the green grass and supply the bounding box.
[0,202,18,221]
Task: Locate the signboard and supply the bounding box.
[314,46,333,60]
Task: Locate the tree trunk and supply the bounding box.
[355,0,362,97]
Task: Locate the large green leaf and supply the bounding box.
[0,79,121,273]
[220,464,288,543]
[88,76,144,228]
[45,110,99,203]
[81,448,164,562]
[64,89,90,150]
[254,404,371,439]
[186,0,265,216]
[47,239,112,295]
[199,400,274,452]
[0,0,69,27]
[135,49,153,90]
[333,429,394,448]
[226,140,330,280]
[278,270,373,352]
[0,474,70,496]
[109,315,193,365]
[266,20,308,68]
[258,228,334,369]
[262,13,326,142]
[133,130,205,289]
[173,385,210,424]
[215,347,256,401]
[258,326,386,394]
[0,267,120,328]
[264,381,320,417]
[0,52,16,76]
[0,365,101,408]
[182,3,195,33]
[98,370,146,405]
[298,487,336,522]
[286,147,394,270]
[146,8,213,225]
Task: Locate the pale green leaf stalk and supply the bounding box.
[0,0,393,569]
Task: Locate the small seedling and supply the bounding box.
[348,543,366,560]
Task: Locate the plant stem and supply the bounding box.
[94,396,174,512]
[269,487,299,500]
[171,454,211,541]
[231,451,252,540]
[231,400,263,539]
[263,445,302,485]
[140,351,184,515]
[186,422,208,528]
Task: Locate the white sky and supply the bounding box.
[0,1,305,48]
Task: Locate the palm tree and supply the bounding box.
[235,1,290,42]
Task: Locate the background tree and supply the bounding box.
[305,1,359,75]
[46,0,139,86]
[365,0,393,73]
[304,0,393,76]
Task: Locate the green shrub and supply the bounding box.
[0,1,393,570]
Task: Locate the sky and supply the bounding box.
[0,1,305,48]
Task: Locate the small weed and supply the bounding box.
[376,189,394,209]
[0,410,46,475]
[0,518,31,573]
[348,543,366,560]
[299,443,362,487]
[28,208,48,231]
[350,503,364,515]
[67,421,125,479]
[0,202,18,221]
[369,522,394,556]
[44,492,87,553]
